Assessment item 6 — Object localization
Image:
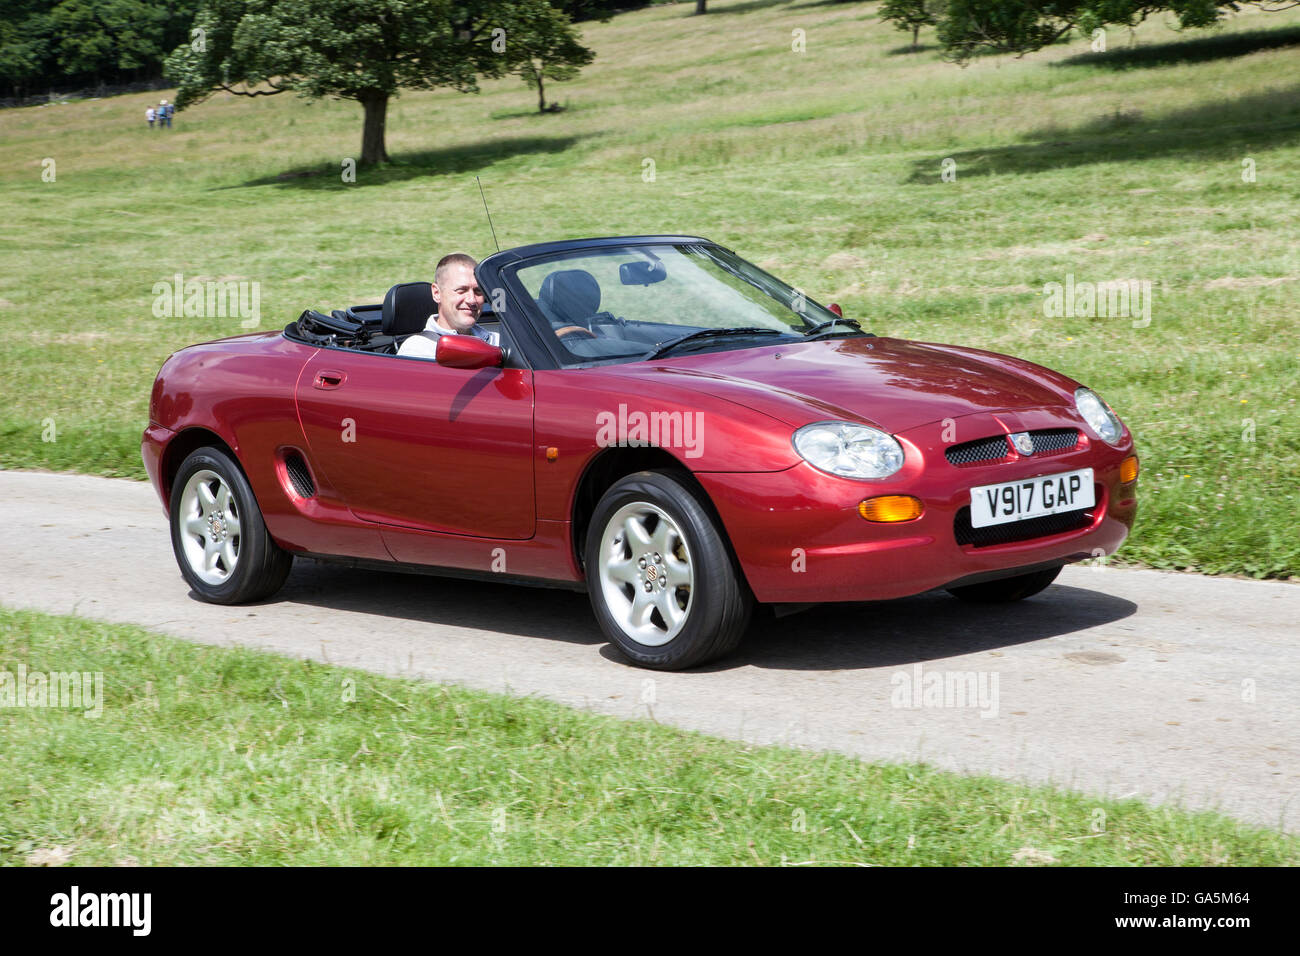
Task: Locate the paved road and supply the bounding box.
[2,469,1296,832]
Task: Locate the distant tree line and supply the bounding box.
[10,0,1293,100]
[880,0,1300,62]
[0,0,199,98]
[561,0,653,21]
[0,0,642,100]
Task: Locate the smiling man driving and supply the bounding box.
[397,253,499,357]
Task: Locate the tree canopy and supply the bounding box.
[501,0,595,112]
[882,0,1299,62]
[164,0,594,163]
[879,0,939,50]
[1,0,199,97]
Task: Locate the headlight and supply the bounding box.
[1075,387,1123,444]
[793,421,904,479]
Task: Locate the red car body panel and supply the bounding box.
[143,285,1136,608]
[146,331,390,562]
[294,348,536,539]
[600,337,1082,433]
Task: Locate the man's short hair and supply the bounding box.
[435,253,478,286]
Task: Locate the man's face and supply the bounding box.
[433,264,484,333]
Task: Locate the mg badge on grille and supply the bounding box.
[1010,432,1035,455]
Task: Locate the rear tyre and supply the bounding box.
[586,470,752,670]
[169,446,292,604]
[946,565,1062,603]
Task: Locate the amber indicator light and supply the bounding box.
[858,496,924,522]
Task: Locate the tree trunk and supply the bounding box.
[536,71,547,113]
[913,24,920,49]
[360,91,390,165]
[695,0,706,13]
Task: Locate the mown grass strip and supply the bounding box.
[2,606,1295,866]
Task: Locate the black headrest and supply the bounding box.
[381,282,435,336]
[538,269,600,327]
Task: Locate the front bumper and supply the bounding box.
[696,411,1136,604]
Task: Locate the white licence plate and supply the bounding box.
[969,468,1095,529]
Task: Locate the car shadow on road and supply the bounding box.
[712,583,1138,672]
[260,559,605,646]
[247,561,1137,672]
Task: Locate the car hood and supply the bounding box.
[604,336,1080,433]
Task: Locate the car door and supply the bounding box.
[295,349,536,539]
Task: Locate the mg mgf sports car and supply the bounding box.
[143,235,1138,670]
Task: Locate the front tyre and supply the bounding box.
[946,565,1062,603]
[169,446,292,604]
[586,471,752,670]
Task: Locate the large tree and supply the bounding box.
[888,0,1300,62]
[880,0,940,50]
[501,0,594,112]
[165,0,542,164]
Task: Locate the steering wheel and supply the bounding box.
[555,325,598,339]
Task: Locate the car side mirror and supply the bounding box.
[829,303,843,317]
[436,334,503,370]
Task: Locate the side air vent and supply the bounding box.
[284,452,316,498]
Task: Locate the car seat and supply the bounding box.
[375,281,435,353]
[537,270,600,330]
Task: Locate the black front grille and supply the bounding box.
[946,435,1009,466]
[945,427,1080,466]
[954,505,1092,548]
[1030,428,1080,454]
[285,453,316,498]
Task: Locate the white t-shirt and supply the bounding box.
[397,315,499,358]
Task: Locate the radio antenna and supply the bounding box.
[476,176,500,252]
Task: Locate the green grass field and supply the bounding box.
[4,605,1296,865]
[1,1,1298,577]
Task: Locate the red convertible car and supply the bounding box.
[143,235,1138,669]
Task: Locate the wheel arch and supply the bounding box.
[160,427,243,507]
[569,447,750,589]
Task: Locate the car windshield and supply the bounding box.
[510,242,858,367]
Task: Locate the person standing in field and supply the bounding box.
[146,106,156,129]
[159,100,171,129]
